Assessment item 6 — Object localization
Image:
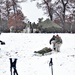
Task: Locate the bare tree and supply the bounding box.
[32,0,54,21]
[53,0,68,32]
[0,0,8,31]
[68,0,75,32]
[0,0,27,32]
[31,0,75,32]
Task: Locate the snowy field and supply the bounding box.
[0,33,75,75]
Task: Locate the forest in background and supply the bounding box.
[0,0,75,33]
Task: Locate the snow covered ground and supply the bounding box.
[0,33,75,75]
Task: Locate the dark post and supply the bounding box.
[49,58,53,75]
[9,58,18,75]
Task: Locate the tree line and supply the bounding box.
[0,0,27,32]
[31,0,75,33]
[0,0,75,33]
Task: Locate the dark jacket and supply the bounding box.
[49,35,56,44]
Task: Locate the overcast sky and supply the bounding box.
[20,1,48,23]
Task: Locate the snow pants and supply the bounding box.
[55,43,62,52]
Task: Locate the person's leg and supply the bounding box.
[55,43,58,52]
[53,43,56,50]
[52,41,56,51]
[56,44,61,52]
[10,68,12,75]
[14,68,18,75]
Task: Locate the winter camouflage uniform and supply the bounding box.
[55,35,62,52]
[50,35,62,52]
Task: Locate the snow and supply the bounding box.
[0,33,75,75]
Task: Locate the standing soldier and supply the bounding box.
[49,35,56,50]
[49,34,62,52]
[55,35,62,52]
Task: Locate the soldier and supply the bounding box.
[55,35,62,52]
[50,34,62,52]
[49,35,56,50]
